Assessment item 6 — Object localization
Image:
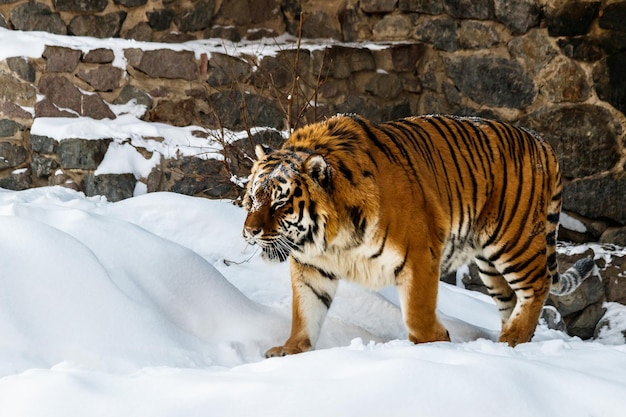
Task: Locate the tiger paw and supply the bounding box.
[264,343,311,358]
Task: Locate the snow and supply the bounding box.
[0,27,625,416]
[560,212,587,233]
[0,186,625,417]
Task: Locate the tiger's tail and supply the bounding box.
[545,159,595,296]
[550,257,596,295]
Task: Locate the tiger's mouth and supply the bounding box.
[252,236,299,263]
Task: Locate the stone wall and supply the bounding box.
[0,0,625,246]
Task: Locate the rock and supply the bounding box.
[253,49,309,89]
[601,227,626,247]
[58,138,111,170]
[340,7,369,42]
[124,22,153,41]
[398,0,443,14]
[602,255,626,303]
[148,98,196,127]
[520,104,621,178]
[82,49,115,64]
[68,12,127,38]
[77,66,123,92]
[37,74,116,119]
[374,44,426,73]
[113,85,153,113]
[558,210,609,243]
[360,0,398,13]
[206,25,241,41]
[598,32,626,55]
[83,173,136,202]
[0,12,7,29]
[301,11,342,40]
[245,28,279,41]
[565,301,607,340]
[365,73,403,99]
[217,0,250,26]
[7,57,36,82]
[53,0,107,11]
[444,0,494,19]
[0,101,33,121]
[114,0,148,7]
[280,0,301,34]
[34,99,77,118]
[595,307,626,342]
[203,91,285,130]
[206,53,250,87]
[540,57,590,103]
[458,20,504,50]
[549,270,604,317]
[444,55,535,108]
[30,135,58,154]
[0,142,27,169]
[43,46,82,73]
[0,168,32,191]
[147,9,175,31]
[174,0,214,32]
[509,29,559,75]
[540,305,567,332]
[159,157,240,199]
[0,72,37,106]
[493,0,540,34]
[248,0,281,25]
[557,37,603,62]
[599,2,626,32]
[563,174,626,224]
[546,1,600,37]
[30,153,58,178]
[123,48,143,68]
[373,14,412,41]
[10,2,67,34]
[0,120,24,137]
[335,95,384,123]
[415,16,458,51]
[594,52,626,116]
[131,49,198,81]
[315,46,375,79]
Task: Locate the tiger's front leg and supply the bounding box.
[265,258,339,357]
[396,248,450,344]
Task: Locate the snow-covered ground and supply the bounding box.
[1,187,625,417]
[0,27,625,416]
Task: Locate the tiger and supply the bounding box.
[242,114,595,357]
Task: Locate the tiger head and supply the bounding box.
[242,144,331,262]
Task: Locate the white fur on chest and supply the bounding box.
[294,237,403,290]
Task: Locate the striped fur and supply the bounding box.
[242,114,594,356]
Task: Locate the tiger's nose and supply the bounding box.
[244,225,262,238]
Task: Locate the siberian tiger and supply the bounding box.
[242,114,594,357]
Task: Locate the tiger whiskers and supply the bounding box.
[257,235,299,262]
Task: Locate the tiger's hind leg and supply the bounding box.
[475,256,517,326]
[488,247,552,347]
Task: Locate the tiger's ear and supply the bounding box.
[304,154,330,187]
[255,144,274,159]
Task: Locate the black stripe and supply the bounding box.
[304,282,332,309]
[338,159,356,185]
[371,226,389,259]
[348,206,367,241]
[547,213,560,223]
[350,115,398,164]
[394,247,409,277]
